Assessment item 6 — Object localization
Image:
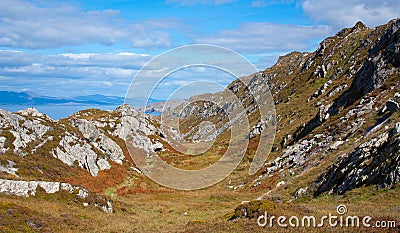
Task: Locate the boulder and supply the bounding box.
[386,99,399,113]
[52,134,99,176]
[97,158,111,170]
[72,119,124,164]
[0,179,113,213]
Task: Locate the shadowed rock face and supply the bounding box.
[312,124,400,195]
[293,19,400,143]
[224,20,400,221]
[302,20,400,196]
[224,19,399,200]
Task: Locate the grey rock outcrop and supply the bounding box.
[392,122,400,136]
[293,19,400,143]
[16,108,47,118]
[310,80,332,100]
[351,19,400,96]
[114,104,157,137]
[0,179,113,213]
[263,133,336,177]
[0,108,51,155]
[248,115,274,139]
[113,104,163,153]
[72,118,124,164]
[294,104,332,140]
[312,123,400,195]
[0,104,168,178]
[0,179,60,197]
[97,158,111,170]
[52,133,101,176]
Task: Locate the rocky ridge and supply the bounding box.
[0,19,399,222]
[157,19,400,202]
[0,104,164,179]
[164,20,400,200]
[0,104,167,212]
[222,19,400,221]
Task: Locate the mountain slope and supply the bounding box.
[0,19,399,232]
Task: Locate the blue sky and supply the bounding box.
[0,0,399,100]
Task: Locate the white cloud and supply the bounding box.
[0,0,183,49]
[0,50,152,70]
[0,50,153,96]
[47,53,151,69]
[302,0,400,29]
[0,0,123,49]
[192,22,331,53]
[0,50,38,67]
[2,63,135,81]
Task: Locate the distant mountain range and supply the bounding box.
[0,91,161,106]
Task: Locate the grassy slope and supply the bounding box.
[0,183,398,232]
[1,21,399,232]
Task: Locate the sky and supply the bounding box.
[0,0,399,100]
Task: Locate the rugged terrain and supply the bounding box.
[0,19,399,232]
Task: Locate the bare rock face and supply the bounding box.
[97,158,111,170]
[113,104,162,153]
[114,104,157,137]
[0,108,52,156]
[310,80,332,100]
[349,19,400,96]
[52,133,101,176]
[0,179,113,213]
[386,99,399,113]
[16,108,46,118]
[312,123,400,195]
[0,179,38,196]
[263,133,336,177]
[72,118,124,164]
[292,19,400,144]
[248,115,274,139]
[294,104,332,140]
[0,179,64,196]
[0,109,24,129]
[0,104,166,179]
[0,136,7,153]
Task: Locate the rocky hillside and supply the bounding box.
[0,19,399,232]
[166,19,400,198]
[260,19,399,196]
[221,19,400,220]
[1,19,399,198]
[311,122,400,196]
[0,104,170,212]
[0,105,167,188]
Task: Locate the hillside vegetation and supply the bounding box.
[0,19,399,232]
